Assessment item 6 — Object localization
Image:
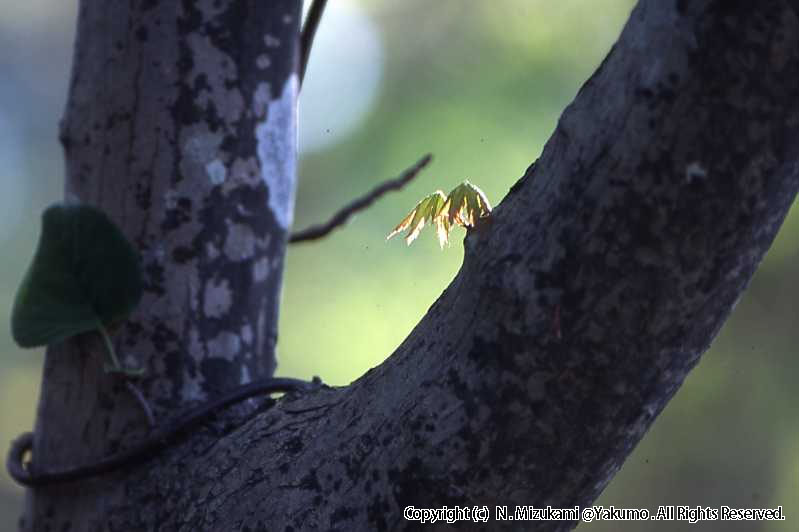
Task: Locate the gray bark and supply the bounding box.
[23,1,299,530]
[19,0,799,531]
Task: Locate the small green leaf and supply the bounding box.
[11,203,143,348]
[388,180,492,248]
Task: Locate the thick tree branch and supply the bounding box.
[101,1,799,530]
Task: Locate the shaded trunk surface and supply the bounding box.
[23,1,300,530]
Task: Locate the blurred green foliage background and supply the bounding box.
[0,1,796,530]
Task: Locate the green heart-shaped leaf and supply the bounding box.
[11,203,143,348]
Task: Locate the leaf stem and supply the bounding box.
[96,324,143,376]
[98,322,122,370]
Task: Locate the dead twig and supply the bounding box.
[290,154,433,244]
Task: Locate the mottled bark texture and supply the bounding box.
[20,0,799,530]
[23,1,299,530]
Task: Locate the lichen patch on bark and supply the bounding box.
[256,75,298,230]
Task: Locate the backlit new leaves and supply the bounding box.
[387,191,448,247]
[11,203,143,349]
[387,180,491,248]
[444,181,492,228]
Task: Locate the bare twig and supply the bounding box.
[300,0,328,86]
[290,154,433,244]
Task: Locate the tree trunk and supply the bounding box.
[20,0,799,530]
[23,1,299,530]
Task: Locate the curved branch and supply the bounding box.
[299,0,328,85]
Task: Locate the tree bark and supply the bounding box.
[20,0,799,531]
[23,1,299,530]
